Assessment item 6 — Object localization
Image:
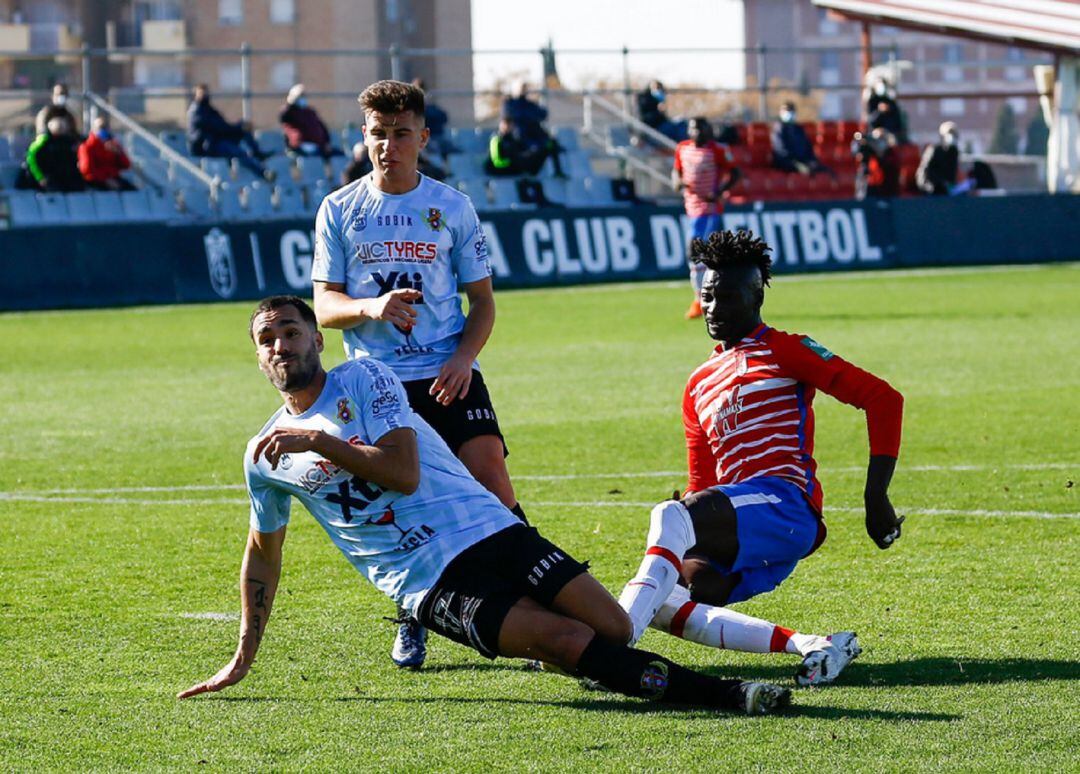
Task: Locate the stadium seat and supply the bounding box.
[125,130,161,161]
[0,161,22,189]
[119,189,155,221]
[454,177,488,205]
[254,129,286,156]
[275,185,306,217]
[36,193,70,224]
[837,121,861,144]
[65,191,98,223]
[169,160,205,188]
[729,145,753,167]
[0,136,9,162]
[327,155,349,185]
[448,153,485,180]
[146,189,178,219]
[264,155,296,183]
[540,178,567,205]
[158,130,188,157]
[217,187,245,219]
[134,157,170,187]
[449,127,488,154]
[554,126,580,151]
[295,155,328,184]
[199,157,233,181]
[606,124,632,149]
[6,191,42,226]
[244,183,275,219]
[562,151,592,179]
[91,191,126,221]
[487,178,533,211]
[178,186,213,218]
[341,127,364,152]
[748,144,772,167]
[6,134,31,159]
[308,179,331,211]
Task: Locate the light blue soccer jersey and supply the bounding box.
[311,173,492,382]
[244,358,518,615]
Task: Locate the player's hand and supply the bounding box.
[865,491,904,549]
[366,289,422,330]
[177,654,250,699]
[253,428,324,469]
[429,353,473,406]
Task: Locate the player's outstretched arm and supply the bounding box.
[430,278,495,406]
[312,281,421,331]
[177,526,285,699]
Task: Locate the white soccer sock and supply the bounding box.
[650,585,823,656]
[618,500,696,644]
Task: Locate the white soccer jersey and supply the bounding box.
[311,173,492,382]
[244,358,518,615]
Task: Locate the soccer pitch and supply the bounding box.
[1,264,1077,771]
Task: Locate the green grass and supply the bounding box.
[1,264,1077,771]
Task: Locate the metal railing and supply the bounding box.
[583,92,676,190]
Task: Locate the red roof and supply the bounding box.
[813,0,1080,54]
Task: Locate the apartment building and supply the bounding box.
[742,0,1049,151]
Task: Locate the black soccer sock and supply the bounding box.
[510,502,529,525]
[575,634,744,709]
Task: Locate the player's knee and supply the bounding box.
[538,618,595,668]
[646,499,696,553]
[602,608,634,646]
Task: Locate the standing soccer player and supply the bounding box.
[619,230,905,686]
[311,80,522,669]
[176,296,791,716]
[672,117,740,320]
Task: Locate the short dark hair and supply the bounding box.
[249,295,317,340]
[359,80,425,121]
[690,230,773,286]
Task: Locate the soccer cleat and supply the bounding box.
[740,681,792,715]
[795,631,862,687]
[390,607,428,670]
[685,298,703,319]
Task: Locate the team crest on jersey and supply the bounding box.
[348,209,368,232]
[425,207,443,232]
[716,384,744,435]
[640,661,669,698]
[337,397,355,424]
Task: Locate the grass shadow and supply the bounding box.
[697,657,1080,687]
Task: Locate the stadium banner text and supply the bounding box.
[2,195,1077,311]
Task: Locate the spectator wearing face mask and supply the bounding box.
[78,115,137,191]
[771,101,832,176]
[280,84,342,158]
[916,121,961,195]
[35,83,80,137]
[636,80,686,143]
[867,78,906,143]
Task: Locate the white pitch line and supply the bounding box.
[0,494,248,506]
[179,612,239,621]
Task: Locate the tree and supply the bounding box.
[1024,112,1049,157]
[988,102,1019,155]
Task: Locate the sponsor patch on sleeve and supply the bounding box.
[800,336,835,360]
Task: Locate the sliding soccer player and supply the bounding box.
[619,230,905,686]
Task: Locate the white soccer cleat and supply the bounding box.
[740,681,792,715]
[795,631,861,687]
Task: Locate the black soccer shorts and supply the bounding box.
[416,525,589,659]
[402,369,507,456]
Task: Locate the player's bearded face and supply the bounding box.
[701,267,763,343]
[253,310,324,392]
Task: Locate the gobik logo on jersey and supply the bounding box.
[715,384,744,436]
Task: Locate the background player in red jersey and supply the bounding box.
[672,118,740,320]
[619,230,905,686]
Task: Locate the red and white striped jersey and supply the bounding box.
[683,323,903,514]
[674,139,734,217]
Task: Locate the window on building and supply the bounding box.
[820,50,841,87]
[218,62,243,91]
[820,93,843,120]
[1007,96,1028,115]
[135,60,185,87]
[943,43,964,83]
[218,0,243,26]
[270,60,297,92]
[270,0,295,24]
[940,97,965,116]
[1005,47,1027,82]
[817,8,838,35]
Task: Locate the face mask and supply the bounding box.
[944,134,957,147]
[96,129,112,141]
[874,83,887,96]
[296,98,308,108]
[54,95,67,107]
[651,89,665,102]
[779,111,794,123]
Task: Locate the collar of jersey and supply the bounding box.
[715,323,770,353]
[365,172,425,198]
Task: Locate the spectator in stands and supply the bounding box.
[771,101,832,177]
[77,115,136,191]
[867,78,906,143]
[916,121,961,196]
[501,81,565,176]
[412,77,454,159]
[635,80,686,143]
[26,115,85,192]
[187,83,270,177]
[35,83,79,136]
[280,84,341,158]
[341,141,373,186]
[485,116,555,177]
[852,127,899,199]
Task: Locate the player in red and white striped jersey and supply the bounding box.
[673,118,740,320]
[619,230,904,686]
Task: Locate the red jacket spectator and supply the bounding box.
[78,128,131,185]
